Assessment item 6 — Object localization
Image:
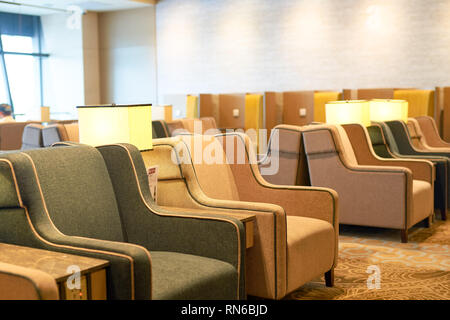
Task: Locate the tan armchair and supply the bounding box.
[415,116,450,149]
[263,124,434,242]
[145,134,338,299]
[299,123,434,243]
[0,262,59,300]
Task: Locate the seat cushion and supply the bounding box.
[286,216,335,294]
[150,251,238,300]
[411,180,433,227]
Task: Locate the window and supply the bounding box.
[0,12,48,121]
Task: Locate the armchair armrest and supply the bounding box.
[364,157,434,183]
[0,208,152,300]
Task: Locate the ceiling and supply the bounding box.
[0,0,156,16]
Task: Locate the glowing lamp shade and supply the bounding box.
[77,104,152,150]
[369,99,408,123]
[325,100,371,127]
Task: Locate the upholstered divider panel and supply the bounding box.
[394,89,434,118]
[442,87,450,142]
[218,94,246,129]
[264,92,282,135]
[282,91,314,126]
[186,95,199,119]
[313,91,342,123]
[356,88,395,100]
[0,121,41,150]
[199,94,219,121]
[244,94,264,153]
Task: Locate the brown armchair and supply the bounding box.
[415,116,450,148]
[146,134,338,299]
[265,124,433,243]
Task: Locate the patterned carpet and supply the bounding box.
[286,218,450,300]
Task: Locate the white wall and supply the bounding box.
[98,7,157,105]
[156,0,450,97]
[41,13,84,120]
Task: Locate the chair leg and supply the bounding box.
[425,215,433,228]
[401,229,408,243]
[442,208,447,221]
[325,268,334,287]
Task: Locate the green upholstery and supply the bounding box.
[0,144,244,300]
[150,252,236,300]
[367,125,395,159]
[96,143,245,299]
[152,120,170,139]
[23,147,125,241]
[0,154,150,299]
[371,122,448,219]
[0,161,21,208]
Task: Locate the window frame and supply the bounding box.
[0,14,49,119]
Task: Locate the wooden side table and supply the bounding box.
[0,243,109,300]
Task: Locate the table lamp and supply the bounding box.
[325,100,371,127]
[77,104,152,151]
[369,99,409,123]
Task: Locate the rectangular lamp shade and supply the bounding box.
[77,104,152,150]
[325,100,371,127]
[369,99,409,123]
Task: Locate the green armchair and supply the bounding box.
[377,120,449,220]
[0,143,245,300]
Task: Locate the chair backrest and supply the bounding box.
[384,120,417,154]
[416,115,450,148]
[42,123,79,147]
[301,124,352,190]
[343,123,398,165]
[334,125,358,166]
[177,134,240,201]
[260,125,310,186]
[4,146,125,242]
[200,117,220,134]
[152,120,170,138]
[373,121,402,154]
[21,124,44,150]
[167,119,189,136]
[366,124,395,158]
[407,118,427,150]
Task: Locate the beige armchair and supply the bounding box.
[299,124,434,242]
[145,134,338,299]
[415,115,450,149]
